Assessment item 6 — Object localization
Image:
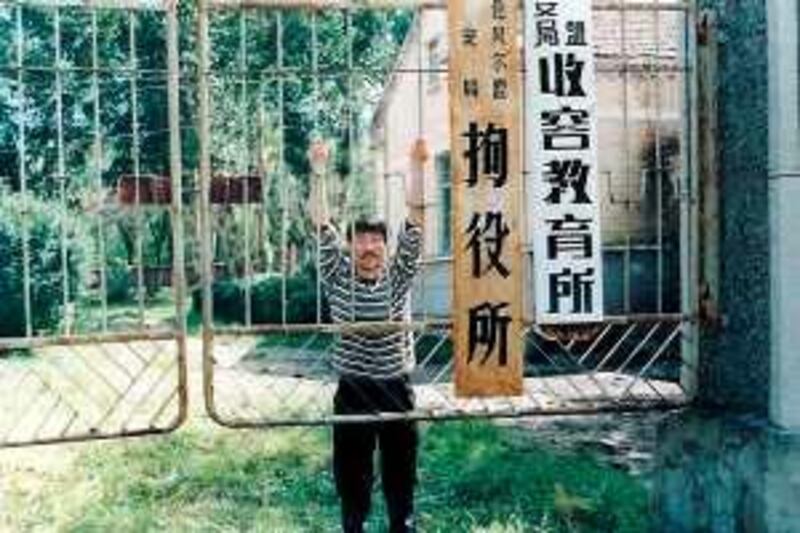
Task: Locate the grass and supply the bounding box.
[1,419,649,532]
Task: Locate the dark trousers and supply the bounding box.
[333,375,418,533]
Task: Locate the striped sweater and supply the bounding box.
[319,221,423,379]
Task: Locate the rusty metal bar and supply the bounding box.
[197,0,217,421]
[239,10,254,327]
[208,0,446,9]
[311,9,322,325]
[209,313,688,336]
[0,330,178,350]
[414,11,426,324]
[620,2,633,314]
[277,11,288,326]
[54,8,71,335]
[697,11,720,329]
[0,0,168,9]
[346,7,358,321]
[91,10,109,332]
[206,0,691,12]
[166,0,189,427]
[15,5,32,338]
[0,62,677,79]
[0,65,171,74]
[214,319,451,335]
[129,11,147,329]
[654,3,665,315]
[1,424,181,450]
[211,400,688,429]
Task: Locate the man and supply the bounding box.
[308,143,426,533]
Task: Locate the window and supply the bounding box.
[435,151,452,255]
[427,37,444,92]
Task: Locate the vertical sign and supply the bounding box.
[525,0,604,324]
[450,0,523,396]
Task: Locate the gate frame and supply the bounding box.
[0,0,188,448]
[195,0,702,428]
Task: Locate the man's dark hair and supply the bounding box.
[346,215,388,242]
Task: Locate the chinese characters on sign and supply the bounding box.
[449,0,523,397]
[525,0,604,324]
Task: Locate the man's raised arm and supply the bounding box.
[389,139,428,294]
[406,138,428,228]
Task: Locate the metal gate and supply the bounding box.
[0,0,187,447]
[195,0,701,428]
[0,0,702,447]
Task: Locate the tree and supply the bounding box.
[0,4,413,310]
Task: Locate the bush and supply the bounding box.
[192,266,327,325]
[103,225,134,304]
[105,257,133,304]
[0,192,90,337]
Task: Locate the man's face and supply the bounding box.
[351,230,386,281]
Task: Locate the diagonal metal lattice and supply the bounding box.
[204,319,687,426]
[0,338,183,447]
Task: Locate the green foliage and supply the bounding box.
[192,266,326,325]
[201,9,412,269]
[102,223,134,304]
[0,6,413,301]
[418,422,650,532]
[0,192,89,337]
[250,270,323,324]
[105,256,132,304]
[196,276,244,323]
